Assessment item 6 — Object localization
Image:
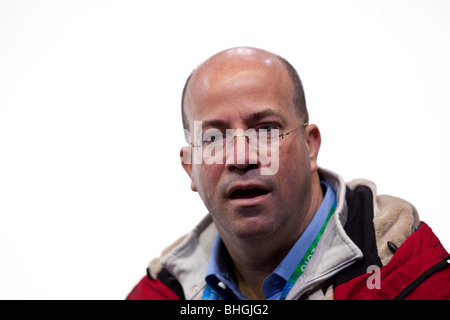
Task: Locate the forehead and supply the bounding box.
[184,50,296,126]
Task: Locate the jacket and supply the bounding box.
[127,168,450,300]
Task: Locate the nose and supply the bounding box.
[225,133,260,170]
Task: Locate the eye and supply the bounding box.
[202,129,224,145]
[255,124,281,133]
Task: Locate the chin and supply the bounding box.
[230,216,279,240]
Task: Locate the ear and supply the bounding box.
[304,124,321,173]
[180,146,198,192]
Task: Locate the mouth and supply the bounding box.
[227,183,272,205]
[229,187,270,199]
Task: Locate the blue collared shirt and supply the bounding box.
[204,180,337,300]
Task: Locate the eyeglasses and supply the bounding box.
[190,122,308,154]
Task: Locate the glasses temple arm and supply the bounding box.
[279,122,308,138]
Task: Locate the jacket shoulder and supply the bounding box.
[127,214,216,300]
[334,222,450,300]
[126,235,188,300]
[126,269,184,300]
[347,178,420,265]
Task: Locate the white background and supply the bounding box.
[0,0,449,299]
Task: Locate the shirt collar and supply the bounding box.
[205,180,337,300]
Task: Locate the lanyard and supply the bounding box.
[202,199,337,300]
[279,198,336,299]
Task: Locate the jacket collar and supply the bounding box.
[286,168,363,299]
[160,214,215,299]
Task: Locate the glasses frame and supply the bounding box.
[190,122,309,149]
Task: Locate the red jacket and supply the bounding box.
[334,222,450,300]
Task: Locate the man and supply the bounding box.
[128,47,450,300]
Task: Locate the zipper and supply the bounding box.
[393,256,450,300]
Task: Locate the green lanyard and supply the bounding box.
[279,198,336,299]
[202,198,336,300]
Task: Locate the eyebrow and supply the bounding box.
[201,119,230,130]
[243,109,285,124]
[201,108,286,130]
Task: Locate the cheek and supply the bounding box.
[278,138,310,169]
[276,141,312,191]
[192,164,224,203]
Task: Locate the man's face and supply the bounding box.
[182,49,319,242]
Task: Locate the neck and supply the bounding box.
[220,175,324,300]
[230,242,292,299]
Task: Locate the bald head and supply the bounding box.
[181,47,308,130]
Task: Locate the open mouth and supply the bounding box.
[229,187,270,199]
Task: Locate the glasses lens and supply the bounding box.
[257,128,280,151]
[201,129,226,149]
